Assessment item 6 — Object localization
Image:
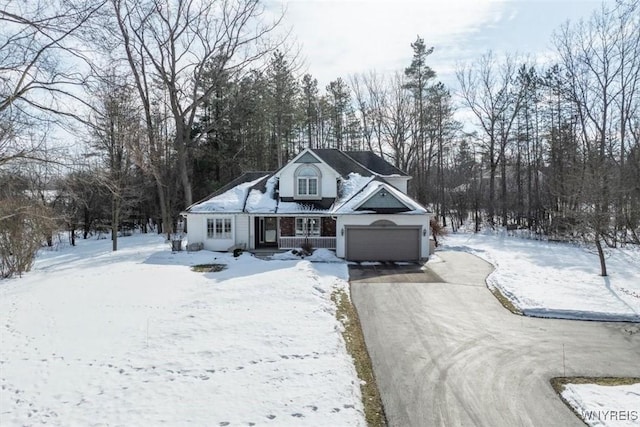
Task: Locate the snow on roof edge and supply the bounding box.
[332,178,430,214]
[187,174,270,213]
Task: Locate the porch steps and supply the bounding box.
[249,248,288,259]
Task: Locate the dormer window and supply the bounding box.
[295,165,321,199]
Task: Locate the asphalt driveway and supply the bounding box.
[349,263,443,284]
[350,251,640,427]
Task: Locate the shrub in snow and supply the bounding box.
[186,242,203,252]
[0,197,56,278]
[300,241,314,256]
[430,218,448,247]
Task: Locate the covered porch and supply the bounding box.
[253,215,337,250]
[278,236,336,250]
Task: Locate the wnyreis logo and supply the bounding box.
[582,410,639,422]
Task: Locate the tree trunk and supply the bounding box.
[111,194,119,251]
[83,206,90,239]
[500,143,508,226]
[594,234,607,277]
[175,126,193,207]
[489,162,496,227]
[154,177,172,240]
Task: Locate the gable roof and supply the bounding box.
[333,179,427,214]
[309,149,371,177]
[206,172,272,199]
[307,148,409,180]
[185,149,424,215]
[186,172,271,213]
[358,187,412,211]
[344,151,407,176]
[294,151,322,164]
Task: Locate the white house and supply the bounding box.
[183,148,432,261]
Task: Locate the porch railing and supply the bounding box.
[279,236,336,250]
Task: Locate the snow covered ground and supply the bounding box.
[561,383,640,427]
[443,231,640,322]
[0,234,365,426]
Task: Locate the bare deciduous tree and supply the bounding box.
[551,1,640,275]
[0,0,105,165]
[457,52,525,226]
[105,0,283,207]
[86,75,140,251]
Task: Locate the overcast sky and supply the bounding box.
[268,0,607,90]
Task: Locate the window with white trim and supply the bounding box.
[207,218,232,239]
[295,165,320,198]
[295,217,320,236]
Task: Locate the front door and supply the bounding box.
[256,216,278,247]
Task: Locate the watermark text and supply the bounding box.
[582,410,638,422]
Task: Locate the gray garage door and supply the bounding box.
[345,226,420,261]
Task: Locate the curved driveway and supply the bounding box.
[350,252,640,427]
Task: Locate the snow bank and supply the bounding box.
[0,234,365,426]
[444,231,640,322]
[271,248,343,263]
[561,383,640,427]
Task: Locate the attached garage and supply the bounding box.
[333,181,431,261]
[345,225,421,261]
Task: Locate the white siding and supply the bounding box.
[186,214,205,245]
[248,215,256,249]
[235,214,250,249]
[277,162,340,198]
[336,214,431,259]
[186,214,237,252]
[383,176,410,194]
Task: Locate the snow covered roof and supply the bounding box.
[277,201,330,214]
[187,174,270,213]
[186,149,426,215]
[187,171,428,215]
[245,176,278,213]
[332,176,428,214]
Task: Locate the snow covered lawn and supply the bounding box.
[561,382,640,427]
[443,231,640,322]
[0,234,365,426]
